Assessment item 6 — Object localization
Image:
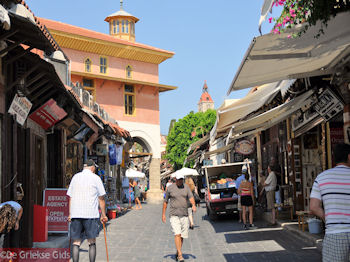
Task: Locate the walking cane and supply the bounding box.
[103,222,110,262]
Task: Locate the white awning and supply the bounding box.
[211,80,295,141]
[258,0,274,34]
[228,90,315,141]
[0,5,10,30]
[204,143,235,157]
[126,168,145,178]
[228,11,350,93]
[186,134,209,154]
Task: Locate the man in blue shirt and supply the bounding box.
[236,166,248,223]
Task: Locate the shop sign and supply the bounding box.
[235,140,255,155]
[330,128,344,144]
[43,189,69,233]
[313,89,343,121]
[29,99,67,130]
[8,94,32,125]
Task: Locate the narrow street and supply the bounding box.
[77,203,322,262]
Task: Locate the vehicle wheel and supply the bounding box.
[207,207,217,220]
[209,212,218,221]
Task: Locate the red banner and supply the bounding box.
[43,189,69,233]
[0,249,70,261]
[29,99,67,130]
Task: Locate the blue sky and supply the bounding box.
[26,0,278,135]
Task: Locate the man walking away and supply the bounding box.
[67,159,108,262]
[264,165,277,226]
[162,172,197,262]
[310,143,350,262]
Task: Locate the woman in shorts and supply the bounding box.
[132,180,142,210]
[238,172,255,230]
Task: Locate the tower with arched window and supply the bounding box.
[105,0,139,42]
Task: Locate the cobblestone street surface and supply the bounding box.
[77,203,322,262]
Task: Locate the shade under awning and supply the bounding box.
[228,90,315,141]
[228,11,350,93]
[212,80,295,141]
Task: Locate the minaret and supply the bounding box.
[105,0,139,42]
[198,81,214,112]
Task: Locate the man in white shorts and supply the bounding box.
[162,172,196,262]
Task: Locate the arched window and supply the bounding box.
[122,20,125,33]
[126,20,129,33]
[117,20,120,33]
[85,58,92,72]
[126,65,132,78]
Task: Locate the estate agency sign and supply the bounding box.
[43,189,69,233]
[8,94,32,125]
[29,99,67,130]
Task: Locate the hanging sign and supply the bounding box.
[29,99,67,130]
[43,188,69,233]
[8,94,32,125]
[235,140,255,155]
[96,144,108,156]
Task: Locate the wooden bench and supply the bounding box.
[296,211,310,232]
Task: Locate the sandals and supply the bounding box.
[176,252,185,262]
[177,256,185,262]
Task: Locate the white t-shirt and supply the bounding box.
[265,171,277,192]
[0,201,22,216]
[166,182,173,189]
[67,169,106,218]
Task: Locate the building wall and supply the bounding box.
[117,120,161,159]
[64,48,159,83]
[198,101,214,112]
[71,75,160,125]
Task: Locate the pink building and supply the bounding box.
[40,2,176,202]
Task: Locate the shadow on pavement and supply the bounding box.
[223,226,321,262]
[200,209,239,233]
[223,249,321,262]
[163,253,197,261]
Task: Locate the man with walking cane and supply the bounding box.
[67,159,108,262]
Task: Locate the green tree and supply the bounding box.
[166,109,216,170]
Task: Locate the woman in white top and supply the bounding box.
[0,201,23,248]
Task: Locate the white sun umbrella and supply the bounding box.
[125,168,145,178]
[174,167,199,177]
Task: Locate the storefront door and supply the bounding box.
[34,136,44,205]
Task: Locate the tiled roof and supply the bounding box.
[38,17,174,55]
[16,0,59,51]
[199,92,213,103]
[64,85,83,108]
[110,123,131,139]
[105,10,139,23]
